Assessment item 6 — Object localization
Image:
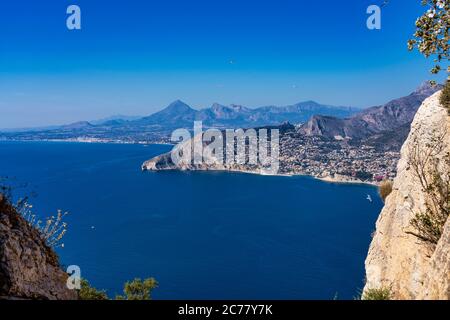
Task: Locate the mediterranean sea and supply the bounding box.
[0,141,382,299]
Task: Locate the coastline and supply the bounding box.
[0,138,174,146]
[144,165,379,187]
[314,174,379,186]
[2,139,378,187]
[254,169,378,186]
[226,168,377,186]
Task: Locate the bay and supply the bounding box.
[0,141,382,299]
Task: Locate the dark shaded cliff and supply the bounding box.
[0,194,77,300]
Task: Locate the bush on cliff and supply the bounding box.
[78,279,109,300]
[408,129,450,246]
[116,278,158,300]
[378,180,393,202]
[361,288,391,300]
[440,80,450,114]
[78,277,159,300]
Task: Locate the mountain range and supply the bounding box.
[0,82,441,145]
[298,82,442,140]
[135,100,358,129]
[0,100,359,142]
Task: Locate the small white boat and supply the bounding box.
[366,194,373,202]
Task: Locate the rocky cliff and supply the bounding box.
[364,91,450,299]
[0,194,77,300]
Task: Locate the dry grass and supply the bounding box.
[378,180,393,202]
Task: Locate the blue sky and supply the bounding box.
[0,0,447,128]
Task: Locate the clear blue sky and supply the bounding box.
[0,0,447,128]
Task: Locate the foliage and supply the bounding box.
[361,288,392,300]
[408,128,450,246]
[78,277,159,300]
[116,278,158,300]
[410,152,450,244]
[78,279,108,300]
[378,180,394,202]
[408,0,450,76]
[440,80,450,113]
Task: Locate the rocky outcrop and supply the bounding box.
[364,91,450,299]
[142,142,264,174]
[0,195,77,300]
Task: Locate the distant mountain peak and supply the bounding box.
[90,114,142,125]
[61,121,94,130]
[297,100,320,106]
[230,104,250,112]
[136,100,196,126]
[211,102,226,109]
[165,100,193,112]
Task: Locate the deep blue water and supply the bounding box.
[0,141,382,299]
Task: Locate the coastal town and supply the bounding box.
[277,129,400,183]
[142,123,402,185]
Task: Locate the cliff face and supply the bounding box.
[0,195,77,300]
[364,91,450,299]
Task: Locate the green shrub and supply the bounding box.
[116,278,158,300]
[78,277,159,300]
[78,279,108,300]
[440,80,450,114]
[362,288,391,300]
[378,180,393,202]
